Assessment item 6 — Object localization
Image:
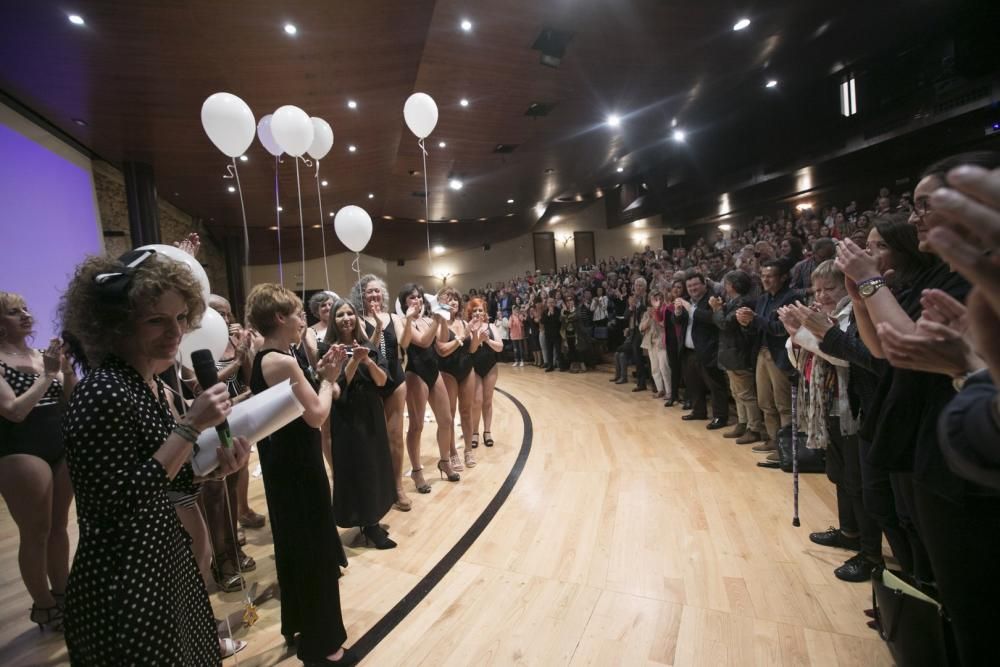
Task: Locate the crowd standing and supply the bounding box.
[1,150,998,665]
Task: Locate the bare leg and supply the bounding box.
[383,382,410,509]
[236,462,250,516]
[471,376,485,443]
[404,374,430,491]
[47,459,73,595]
[175,504,214,589]
[440,373,460,459]
[481,366,499,435]
[0,454,57,607]
[428,376,459,477]
[458,373,477,466]
[320,416,333,472]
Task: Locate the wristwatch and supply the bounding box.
[857,276,886,298]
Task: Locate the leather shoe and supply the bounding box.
[706,418,728,430]
[681,413,708,421]
[756,459,781,469]
[723,423,747,438]
[809,527,861,550]
[765,451,779,462]
[631,385,647,392]
[834,553,880,583]
[751,441,777,452]
[682,401,692,410]
[735,430,763,445]
[664,399,676,408]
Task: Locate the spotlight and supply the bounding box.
[607,114,621,128]
[329,212,334,217]
[433,245,446,254]
[368,193,375,199]
[507,198,514,204]
[766,79,778,88]
[227,186,236,193]
[733,18,750,31]
[347,100,357,109]
[68,14,84,26]
[438,141,447,148]
[718,224,732,231]
[616,166,624,173]
[459,98,469,107]
[672,129,686,142]
[460,19,472,32]
[284,23,297,35]
[348,145,357,153]
[321,180,328,186]
[277,206,283,212]
[449,178,464,190]
[239,155,248,162]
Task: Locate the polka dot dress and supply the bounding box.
[63,356,220,666]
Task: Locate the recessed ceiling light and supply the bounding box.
[227,186,236,193]
[365,193,373,200]
[672,129,686,142]
[607,114,621,127]
[68,14,84,26]
[459,98,469,107]
[616,166,624,173]
[433,245,446,254]
[239,154,248,162]
[312,224,321,229]
[766,79,778,88]
[449,178,463,190]
[277,206,283,212]
[460,19,473,32]
[348,145,357,152]
[321,180,328,186]
[438,141,447,148]
[418,218,426,223]
[507,198,514,204]
[72,118,88,127]
[269,226,279,231]
[347,100,357,109]
[329,212,335,217]
[507,212,514,217]
[383,215,393,220]
[284,23,297,35]
[449,219,459,223]
[733,18,750,31]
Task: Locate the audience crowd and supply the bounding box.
[1,150,998,665]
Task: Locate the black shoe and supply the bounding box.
[835,553,880,583]
[664,399,676,407]
[545,366,555,373]
[615,378,627,384]
[306,647,360,666]
[756,459,781,469]
[681,413,708,421]
[608,377,620,382]
[632,385,647,392]
[809,527,861,551]
[706,418,728,430]
[682,401,692,410]
[361,524,397,550]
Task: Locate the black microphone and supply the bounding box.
[189,349,234,449]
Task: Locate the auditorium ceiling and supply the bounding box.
[0,0,973,261]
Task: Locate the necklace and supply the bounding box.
[0,345,30,357]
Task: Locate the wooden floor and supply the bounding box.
[0,366,891,666]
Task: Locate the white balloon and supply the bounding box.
[257,114,283,157]
[307,117,334,160]
[403,92,438,139]
[333,205,373,253]
[201,93,256,158]
[179,307,229,369]
[136,244,211,303]
[271,105,314,157]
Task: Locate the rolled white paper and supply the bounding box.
[191,379,304,476]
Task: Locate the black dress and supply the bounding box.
[364,317,405,399]
[0,357,65,465]
[63,356,219,666]
[250,349,347,661]
[330,344,396,528]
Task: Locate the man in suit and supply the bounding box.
[674,272,731,429]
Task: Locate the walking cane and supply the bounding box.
[790,369,801,527]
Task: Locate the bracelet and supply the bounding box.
[173,423,202,454]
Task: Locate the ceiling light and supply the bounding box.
[606,114,621,128]
[368,193,374,199]
[671,117,678,128]
[459,98,469,107]
[507,198,514,204]
[438,141,447,148]
[766,79,778,88]
[277,206,283,212]
[311,224,321,229]
[718,223,732,231]
[68,14,85,26]
[269,226,279,231]
[449,219,459,223]
[449,178,463,190]
[239,154,248,162]
[733,18,750,31]
[382,215,393,220]
[460,19,473,32]
[227,186,236,193]
[672,129,686,142]
[348,145,357,152]
[284,23,297,35]
[72,118,88,127]
[321,180,328,186]
[347,100,357,109]
[329,212,334,217]
[433,245,446,254]
[616,166,624,173]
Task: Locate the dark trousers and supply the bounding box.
[200,473,241,567]
[858,436,914,574]
[543,331,560,369]
[825,421,882,562]
[681,347,729,419]
[890,472,935,582]
[667,342,683,400]
[632,335,649,388]
[912,482,1000,666]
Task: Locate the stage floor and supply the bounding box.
[0,366,890,666]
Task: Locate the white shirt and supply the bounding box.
[684,304,696,349]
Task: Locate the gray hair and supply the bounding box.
[349,274,390,316]
[307,290,338,318]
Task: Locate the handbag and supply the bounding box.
[776,424,825,473]
[872,568,957,667]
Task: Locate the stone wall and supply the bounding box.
[91,161,230,300]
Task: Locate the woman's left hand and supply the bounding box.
[215,436,251,478]
[351,345,371,363]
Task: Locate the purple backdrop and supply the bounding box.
[0,121,103,345]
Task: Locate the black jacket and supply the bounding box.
[745,286,798,374]
[713,295,757,371]
[675,294,721,369]
[819,314,886,420]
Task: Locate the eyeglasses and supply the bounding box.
[913,198,933,216]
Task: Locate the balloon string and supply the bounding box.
[295,157,307,303]
[300,156,313,168]
[223,164,236,180]
[274,155,283,286]
[314,160,331,291]
[352,252,362,288]
[419,138,432,276]
[231,157,251,293]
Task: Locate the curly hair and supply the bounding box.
[349,274,389,316]
[59,254,205,368]
[0,292,29,341]
[246,283,302,336]
[464,297,486,321]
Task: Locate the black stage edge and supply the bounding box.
[349,387,534,661]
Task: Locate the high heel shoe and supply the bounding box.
[410,468,431,493]
[29,604,63,632]
[437,459,460,482]
[464,448,477,468]
[450,454,465,472]
[471,432,479,448]
[483,431,494,447]
[361,524,397,550]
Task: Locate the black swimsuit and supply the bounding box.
[438,328,474,382]
[365,318,405,399]
[0,357,66,466]
[473,327,499,378]
[405,319,440,388]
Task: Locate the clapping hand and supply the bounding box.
[735,306,754,326]
[919,289,968,333]
[708,295,723,312]
[877,316,983,377]
[42,338,63,377]
[316,345,347,382]
[789,301,835,337]
[777,305,803,337]
[351,344,371,363]
[173,233,201,258]
[405,302,422,321]
[835,237,880,283]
